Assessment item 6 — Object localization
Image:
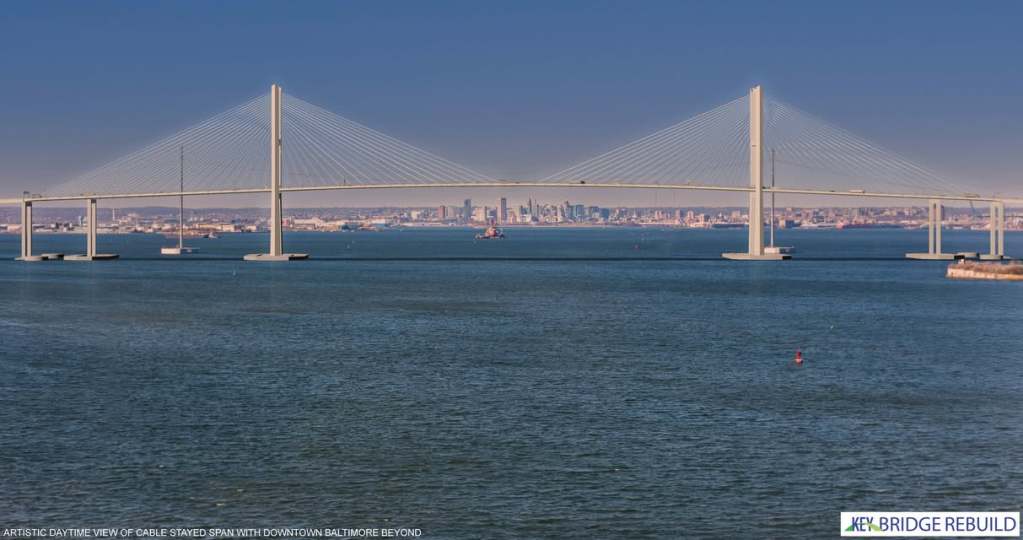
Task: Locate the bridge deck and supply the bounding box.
[2,182,1018,205]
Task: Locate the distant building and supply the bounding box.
[472,206,487,223]
[462,199,472,224]
[498,197,508,224]
[573,204,585,221]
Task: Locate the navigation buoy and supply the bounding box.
[794,349,804,366]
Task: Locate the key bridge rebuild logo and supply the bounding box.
[841,512,1020,537]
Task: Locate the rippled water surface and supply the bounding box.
[1,228,1022,538]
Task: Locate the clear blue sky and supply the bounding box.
[1,1,1020,206]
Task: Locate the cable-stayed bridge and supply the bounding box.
[6,84,1018,261]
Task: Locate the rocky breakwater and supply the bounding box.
[947,261,1023,281]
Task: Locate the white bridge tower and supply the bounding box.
[245,84,308,261]
[723,85,788,260]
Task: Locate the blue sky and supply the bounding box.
[1,1,1021,206]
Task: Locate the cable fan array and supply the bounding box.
[43,87,970,199]
[542,92,968,196]
[44,92,495,197]
[541,96,751,187]
[763,98,966,196]
[281,96,494,187]
[47,95,271,196]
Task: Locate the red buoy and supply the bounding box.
[794,349,803,366]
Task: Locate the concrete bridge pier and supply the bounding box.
[22,201,31,258]
[245,83,308,262]
[723,85,788,261]
[997,202,1006,257]
[980,201,1006,260]
[14,201,44,261]
[66,198,118,261]
[906,200,953,260]
[87,198,96,257]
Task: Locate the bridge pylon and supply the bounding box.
[723,85,788,260]
[245,83,308,262]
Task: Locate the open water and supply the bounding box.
[1,228,1021,538]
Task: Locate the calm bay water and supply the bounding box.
[1,228,1022,538]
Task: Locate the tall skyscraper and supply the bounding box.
[498,198,508,224]
[463,199,472,224]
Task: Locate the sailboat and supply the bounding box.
[764,148,794,256]
[161,146,197,255]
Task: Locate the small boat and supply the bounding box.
[161,145,197,256]
[475,226,505,240]
[161,246,197,255]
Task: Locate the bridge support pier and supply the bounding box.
[15,201,44,261]
[66,198,118,261]
[87,198,96,257]
[245,83,308,262]
[980,201,1006,260]
[906,199,953,260]
[723,85,788,261]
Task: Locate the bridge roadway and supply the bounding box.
[2,181,1016,262]
[2,181,1021,205]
